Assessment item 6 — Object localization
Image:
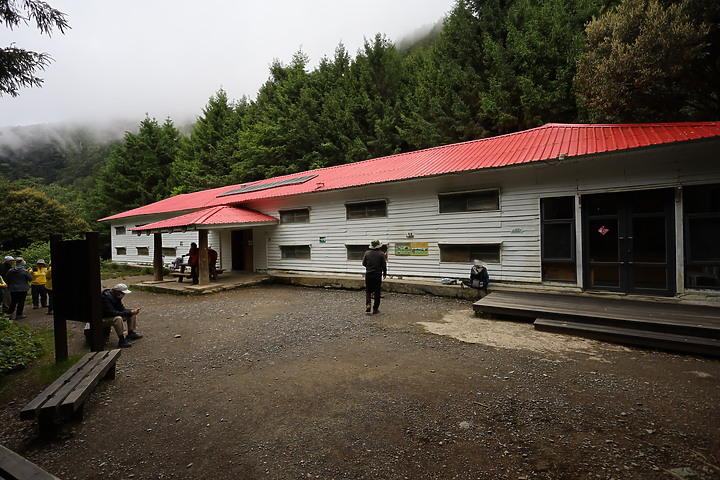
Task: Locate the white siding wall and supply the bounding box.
[107,140,720,286]
[109,214,221,266]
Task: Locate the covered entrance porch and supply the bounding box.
[130,205,278,285]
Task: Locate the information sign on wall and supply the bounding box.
[395,242,429,256]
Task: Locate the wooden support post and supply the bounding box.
[153,233,164,281]
[50,235,68,363]
[198,229,210,286]
[86,232,103,353]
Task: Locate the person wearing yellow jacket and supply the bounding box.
[45,263,53,315]
[0,274,7,301]
[29,259,48,309]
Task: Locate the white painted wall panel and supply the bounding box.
[105,140,720,288]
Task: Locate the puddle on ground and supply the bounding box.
[418,309,630,359]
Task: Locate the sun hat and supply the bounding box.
[473,259,482,266]
[369,239,381,249]
[112,283,132,294]
[3,256,14,262]
[36,259,46,264]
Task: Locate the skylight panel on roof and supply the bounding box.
[217,174,319,197]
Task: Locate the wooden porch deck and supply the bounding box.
[473,291,720,356]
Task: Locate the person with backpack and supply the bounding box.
[6,257,32,320]
[362,240,387,314]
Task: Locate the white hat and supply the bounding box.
[36,259,46,264]
[112,283,132,294]
[3,256,14,262]
[369,239,381,249]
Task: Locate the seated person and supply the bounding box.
[101,283,143,348]
[171,257,183,270]
[462,259,490,290]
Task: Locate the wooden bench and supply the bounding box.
[20,349,122,429]
[169,271,192,281]
[0,444,60,480]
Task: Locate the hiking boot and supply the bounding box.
[372,309,379,314]
[117,338,133,348]
[366,304,371,313]
[127,332,143,340]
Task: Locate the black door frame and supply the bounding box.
[581,188,676,296]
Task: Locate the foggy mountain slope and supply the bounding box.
[0,121,133,183]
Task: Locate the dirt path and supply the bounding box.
[2,283,719,479]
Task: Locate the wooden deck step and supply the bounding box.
[474,291,720,339]
[534,318,720,356]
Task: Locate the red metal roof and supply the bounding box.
[101,122,720,222]
[129,206,278,233]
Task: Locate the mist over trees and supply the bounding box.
[1,0,718,256]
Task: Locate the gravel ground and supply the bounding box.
[1,280,719,480]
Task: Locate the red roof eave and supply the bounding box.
[129,206,278,233]
[100,122,720,223]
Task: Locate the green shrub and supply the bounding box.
[19,241,52,265]
[99,261,148,279]
[0,315,47,374]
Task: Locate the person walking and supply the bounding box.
[362,240,387,314]
[29,259,48,309]
[6,257,32,320]
[0,256,14,314]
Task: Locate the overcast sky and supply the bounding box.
[0,0,455,128]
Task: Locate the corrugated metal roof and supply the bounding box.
[101,122,720,222]
[129,206,278,233]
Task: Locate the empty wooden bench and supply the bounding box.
[0,444,60,480]
[20,349,122,429]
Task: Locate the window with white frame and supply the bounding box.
[346,200,387,219]
[346,245,368,261]
[439,189,499,213]
[116,247,127,255]
[280,245,311,259]
[114,226,126,235]
[280,208,310,224]
[439,243,501,263]
[136,247,149,256]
